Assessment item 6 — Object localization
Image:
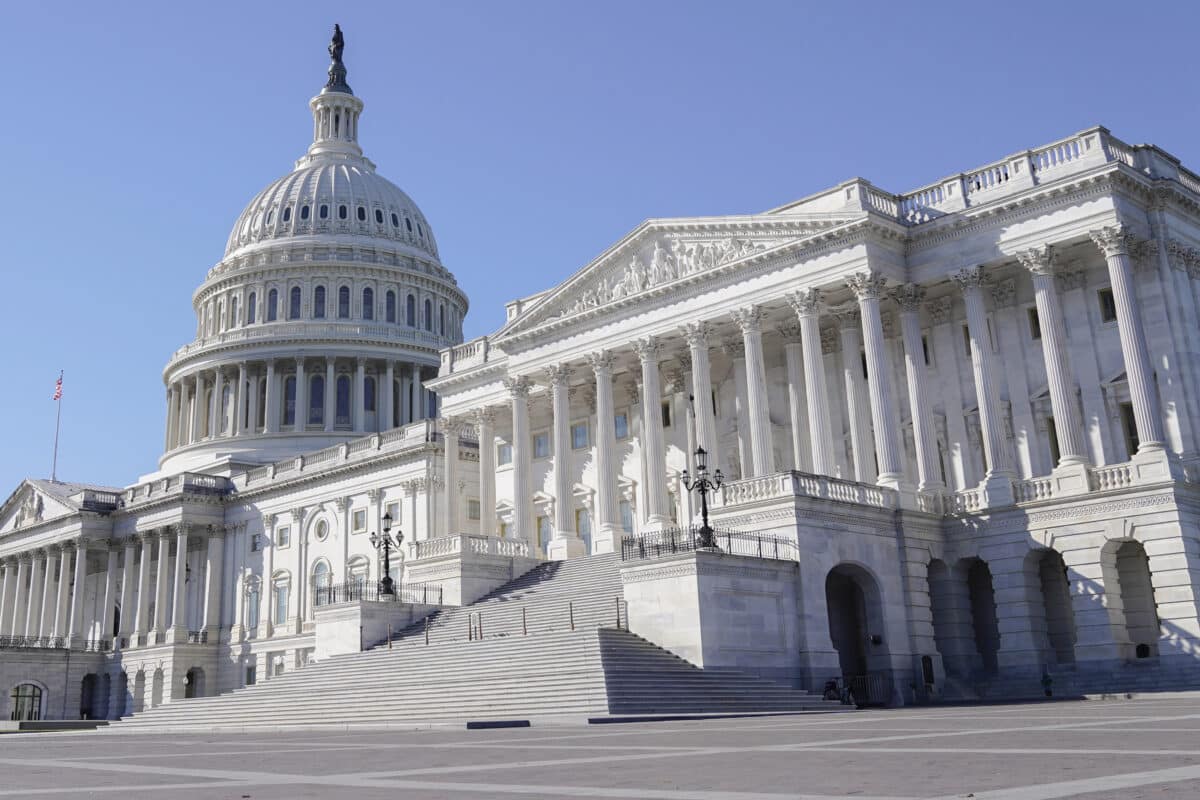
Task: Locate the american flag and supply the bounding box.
[52,372,63,401]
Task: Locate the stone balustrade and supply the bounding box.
[407,533,531,562]
[716,470,898,510]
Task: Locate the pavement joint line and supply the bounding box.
[0,782,259,798]
[344,777,918,800]
[927,762,1200,800]
[795,745,1200,756]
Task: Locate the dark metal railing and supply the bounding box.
[186,630,208,644]
[620,525,798,562]
[843,673,892,707]
[0,635,111,652]
[312,581,444,608]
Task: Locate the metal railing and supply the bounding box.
[843,673,892,708]
[0,636,111,652]
[620,526,798,563]
[312,581,444,608]
[186,630,208,644]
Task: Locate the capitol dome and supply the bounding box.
[156,26,466,477]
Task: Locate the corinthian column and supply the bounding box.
[633,339,672,525]
[441,417,460,536]
[1017,246,1089,474]
[587,351,622,553]
[504,375,533,545]
[67,539,89,645]
[211,368,225,437]
[683,322,718,466]
[732,306,776,477]
[953,266,1015,505]
[781,323,811,472]
[787,288,836,476]
[1090,225,1167,455]
[546,365,586,559]
[893,284,943,492]
[846,272,906,491]
[473,408,497,536]
[834,307,876,483]
[153,530,170,639]
[170,525,189,640]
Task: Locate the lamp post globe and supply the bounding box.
[682,446,723,550]
[371,512,401,596]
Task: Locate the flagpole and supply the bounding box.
[51,370,63,483]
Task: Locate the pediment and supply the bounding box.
[494,214,855,342]
[0,481,77,536]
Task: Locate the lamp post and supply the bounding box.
[369,512,402,596]
[681,446,723,550]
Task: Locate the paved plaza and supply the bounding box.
[3,697,1200,799]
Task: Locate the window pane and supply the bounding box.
[314,286,325,318]
[571,422,589,449]
[498,443,512,465]
[406,295,416,326]
[533,432,550,458]
[309,376,324,424]
[619,500,633,533]
[336,376,350,424]
[364,376,376,412]
[267,290,278,321]
[338,287,350,318]
[289,287,301,319]
[614,413,629,440]
[283,376,296,426]
[363,288,374,320]
[386,291,396,323]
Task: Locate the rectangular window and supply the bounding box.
[385,502,401,525]
[571,422,589,450]
[1047,416,1060,466]
[467,499,480,521]
[962,324,972,357]
[1120,401,1139,457]
[661,401,672,428]
[245,666,257,687]
[1098,288,1118,323]
[614,412,630,440]
[575,508,592,553]
[922,335,931,366]
[1028,307,1042,340]
[619,500,634,533]
[497,443,513,466]
[250,533,263,553]
[273,585,288,625]
[498,522,508,539]
[533,431,551,459]
[352,509,367,533]
[536,516,552,555]
[275,525,290,548]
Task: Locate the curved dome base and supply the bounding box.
[157,431,394,477]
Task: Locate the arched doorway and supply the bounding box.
[927,558,975,678]
[116,671,129,718]
[185,667,206,699]
[96,673,111,721]
[79,674,98,720]
[1030,549,1076,666]
[9,683,43,721]
[151,668,165,708]
[963,558,1000,675]
[1115,540,1159,659]
[132,670,147,713]
[825,564,891,705]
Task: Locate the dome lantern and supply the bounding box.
[304,24,365,163]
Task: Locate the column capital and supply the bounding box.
[891,283,926,313]
[681,320,711,348]
[585,350,615,375]
[722,338,746,359]
[632,337,661,363]
[731,305,763,335]
[366,488,383,503]
[290,506,306,524]
[543,363,573,387]
[780,320,803,343]
[951,265,987,294]
[845,271,888,300]
[438,416,468,438]
[1016,244,1057,277]
[503,374,533,398]
[1090,224,1134,257]
[262,512,277,528]
[990,278,1017,308]
[831,306,861,330]
[786,287,822,317]
[470,407,496,427]
[334,496,351,511]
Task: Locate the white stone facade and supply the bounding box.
[4,34,1200,721]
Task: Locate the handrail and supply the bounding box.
[312,581,444,607]
[620,525,797,562]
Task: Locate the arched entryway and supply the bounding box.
[1029,549,1076,666]
[825,563,891,705]
[79,674,98,720]
[151,668,165,708]
[116,671,130,718]
[1113,540,1159,659]
[184,667,206,699]
[963,558,1001,676]
[132,670,147,713]
[9,683,44,721]
[96,673,111,721]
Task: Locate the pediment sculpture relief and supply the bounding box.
[14,491,44,529]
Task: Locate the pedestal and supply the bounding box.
[547,536,587,560]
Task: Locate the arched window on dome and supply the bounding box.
[385,291,396,323]
[362,288,374,320]
[338,205,348,220]
[364,376,376,414]
[439,304,446,336]
[313,286,326,319]
[418,223,424,238]
[265,209,274,226]
[283,376,297,427]
[256,379,266,431]
[216,300,224,333]
[424,299,433,332]
[357,206,366,222]
[338,286,350,319]
[406,294,416,327]
[289,287,302,320]
[267,289,278,322]
[282,206,291,223]
[301,204,310,221]
[375,208,383,224]
[230,296,240,327]
[247,292,257,324]
[336,376,351,427]
[319,204,329,220]
[309,375,324,426]
[221,384,233,435]
[391,213,399,228]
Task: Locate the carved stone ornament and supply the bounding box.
[779,320,803,343]
[682,321,710,349]
[786,287,822,317]
[951,266,987,294]
[503,374,532,398]
[14,491,44,529]
[731,306,763,335]
[927,296,953,325]
[845,271,887,301]
[1090,225,1133,257]
[585,350,615,374]
[543,363,572,387]
[831,306,861,330]
[989,279,1017,308]
[723,338,746,359]
[632,337,661,363]
[820,327,840,355]
[1016,244,1055,277]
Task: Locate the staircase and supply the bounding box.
[104,554,843,732]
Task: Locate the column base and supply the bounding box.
[980,471,1015,508]
[1132,446,1185,483]
[1049,459,1091,496]
[590,524,624,555]
[877,473,918,510]
[547,536,587,561]
[639,515,674,534]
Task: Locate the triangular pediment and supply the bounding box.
[493,213,857,342]
[0,480,79,536]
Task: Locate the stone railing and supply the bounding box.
[123,472,233,508]
[948,487,986,515]
[442,336,501,374]
[1089,462,1135,493]
[168,320,452,363]
[716,470,898,510]
[407,533,531,561]
[1013,476,1055,503]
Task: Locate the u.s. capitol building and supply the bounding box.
[3,28,1200,723]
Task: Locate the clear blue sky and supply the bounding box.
[1,0,1196,495]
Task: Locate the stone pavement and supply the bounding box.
[3,697,1200,798]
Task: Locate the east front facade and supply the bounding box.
[4,30,1200,722]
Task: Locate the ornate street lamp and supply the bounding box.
[681,446,723,550]
[369,512,403,596]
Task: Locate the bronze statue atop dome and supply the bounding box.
[324,24,352,94]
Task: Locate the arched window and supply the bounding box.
[424,299,433,331]
[10,683,44,721]
[300,204,310,221]
[338,286,350,318]
[335,376,351,426]
[405,217,413,232]
[267,289,278,322]
[362,288,374,320]
[385,290,396,323]
[357,206,366,221]
[313,286,326,319]
[417,223,424,238]
[245,583,260,630]
[231,296,239,326]
[319,204,329,219]
[338,205,348,220]
[439,304,446,336]
[247,292,257,324]
[283,376,296,426]
[406,294,416,327]
[375,208,384,224]
[364,376,376,413]
[282,206,291,223]
[289,287,301,320]
[309,375,324,425]
[391,213,399,228]
[272,573,290,625]
[265,209,274,225]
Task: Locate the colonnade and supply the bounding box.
[0,539,90,645]
[165,357,436,452]
[438,225,1168,547]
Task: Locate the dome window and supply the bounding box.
[405,218,413,233]
[289,287,302,320]
[338,205,348,220]
[418,223,424,238]
[386,290,396,323]
[338,286,350,319]
[362,288,374,320]
[357,206,366,222]
[267,289,278,322]
[265,209,274,225]
[424,299,433,331]
[247,292,257,324]
[406,294,416,327]
[375,209,384,224]
[301,205,311,221]
[391,213,399,228]
[314,286,326,319]
[319,204,329,220]
[282,206,292,223]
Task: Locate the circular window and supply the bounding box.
[314,519,329,542]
